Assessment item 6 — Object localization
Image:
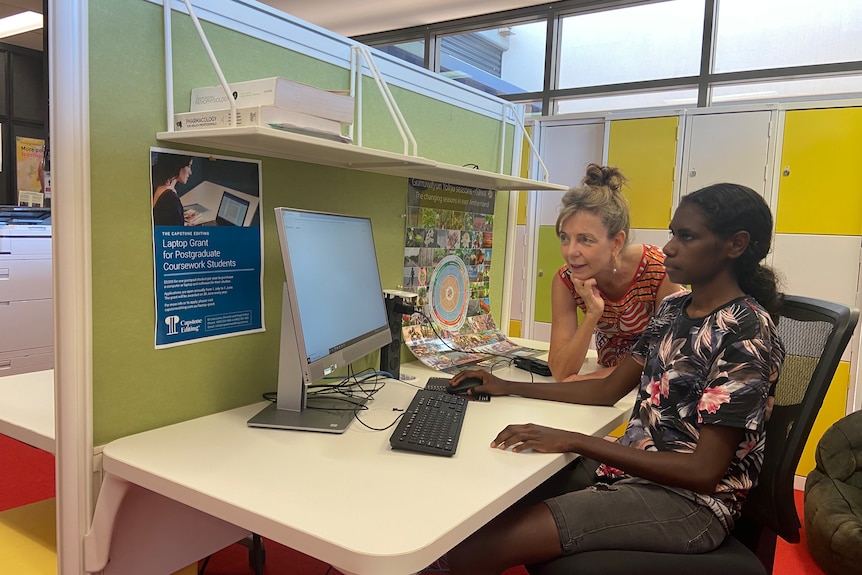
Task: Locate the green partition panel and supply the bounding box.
[89,0,513,444]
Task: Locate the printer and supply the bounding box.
[0,206,53,376]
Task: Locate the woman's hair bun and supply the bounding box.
[582,163,626,193]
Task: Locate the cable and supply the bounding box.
[353,409,405,431]
[261,369,384,410]
[397,377,425,389]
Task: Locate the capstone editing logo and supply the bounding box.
[165,315,181,336]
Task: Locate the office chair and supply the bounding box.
[528,295,859,575]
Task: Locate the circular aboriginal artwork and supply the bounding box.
[427,255,469,332]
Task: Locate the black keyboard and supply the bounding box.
[389,389,468,456]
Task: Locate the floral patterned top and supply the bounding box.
[597,291,785,530]
[558,244,669,367]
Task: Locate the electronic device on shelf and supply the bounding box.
[389,389,467,456]
[247,208,392,433]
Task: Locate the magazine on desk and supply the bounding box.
[402,314,545,374]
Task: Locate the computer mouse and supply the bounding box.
[448,377,483,394]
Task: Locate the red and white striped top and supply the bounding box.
[558,244,669,367]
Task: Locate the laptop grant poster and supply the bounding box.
[150,147,264,348]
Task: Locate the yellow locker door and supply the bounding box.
[777,107,862,235]
[796,362,851,476]
[607,116,679,230]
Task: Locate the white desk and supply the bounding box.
[88,359,632,575]
[0,369,54,453]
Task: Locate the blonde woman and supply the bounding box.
[549,164,682,381]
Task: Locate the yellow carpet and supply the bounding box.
[0,498,196,575]
[0,498,56,574]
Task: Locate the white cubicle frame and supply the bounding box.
[48,2,564,574]
[50,2,93,574]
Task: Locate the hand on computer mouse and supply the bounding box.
[449,370,508,396]
[447,376,484,394]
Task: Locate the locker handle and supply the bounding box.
[0,360,11,370]
[0,268,8,279]
[0,301,9,306]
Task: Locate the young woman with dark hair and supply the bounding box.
[446,183,785,575]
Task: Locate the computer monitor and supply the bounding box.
[247,207,392,433]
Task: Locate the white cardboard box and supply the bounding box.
[189,77,354,124]
[174,106,345,136]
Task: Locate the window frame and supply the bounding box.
[354,0,862,115]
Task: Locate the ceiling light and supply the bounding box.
[0,11,43,39]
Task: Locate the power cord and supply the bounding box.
[260,367,406,430]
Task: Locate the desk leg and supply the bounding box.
[84,473,248,574]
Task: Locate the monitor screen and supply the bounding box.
[247,207,392,433]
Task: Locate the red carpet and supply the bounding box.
[0,433,823,574]
[774,490,825,575]
[0,434,55,510]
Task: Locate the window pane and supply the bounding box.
[440,21,546,96]
[558,0,704,89]
[555,88,698,115]
[521,100,544,118]
[714,0,862,73]
[377,41,425,68]
[711,75,862,104]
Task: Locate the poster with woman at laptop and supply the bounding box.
[150,147,264,348]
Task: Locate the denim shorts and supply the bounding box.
[540,458,728,556]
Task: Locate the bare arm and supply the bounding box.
[492,423,743,494]
[450,355,643,407]
[548,273,601,380]
[562,364,616,382]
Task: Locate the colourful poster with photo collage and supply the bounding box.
[401,179,541,373]
[403,179,494,319]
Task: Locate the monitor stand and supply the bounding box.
[247,393,368,433]
[247,284,368,433]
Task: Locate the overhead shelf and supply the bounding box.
[156,126,568,191]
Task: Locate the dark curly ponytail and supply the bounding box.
[679,183,784,321]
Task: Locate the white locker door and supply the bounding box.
[520,120,605,341]
[680,111,773,202]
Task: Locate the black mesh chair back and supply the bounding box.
[528,295,859,575]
